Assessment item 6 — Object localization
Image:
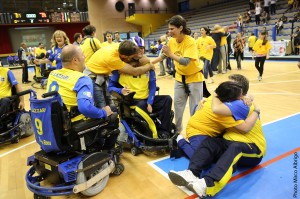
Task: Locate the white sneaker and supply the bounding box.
[222,70,227,74]
[187,178,207,198]
[258,76,262,81]
[168,170,199,186]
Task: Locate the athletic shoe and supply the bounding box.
[168,170,199,186]
[187,178,207,198]
[258,76,262,81]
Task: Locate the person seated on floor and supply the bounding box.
[0,65,25,116]
[108,61,173,139]
[177,74,257,159]
[46,44,117,150]
[168,86,265,198]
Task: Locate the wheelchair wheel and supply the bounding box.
[76,161,109,196]
[131,147,141,156]
[19,112,34,137]
[112,163,125,176]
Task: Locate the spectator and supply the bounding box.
[270,0,277,14]
[73,33,82,46]
[280,13,288,22]
[264,0,271,14]
[101,31,115,48]
[261,11,269,25]
[193,32,199,40]
[233,33,246,70]
[285,0,294,13]
[249,0,255,10]
[276,19,284,35]
[292,26,300,54]
[158,36,167,76]
[255,4,262,25]
[80,25,101,63]
[114,31,123,43]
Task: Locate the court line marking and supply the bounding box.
[0,140,36,158]
[185,146,300,199]
[147,113,300,198]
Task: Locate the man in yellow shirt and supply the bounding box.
[248,33,257,53]
[0,66,25,116]
[84,40,154,108]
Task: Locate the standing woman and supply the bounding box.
[196,27,216,83]
[152,15,204,133]
[35,30,70,69]
[233,32,246,70]
[252,31,272,81]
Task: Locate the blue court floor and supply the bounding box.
[149,113,300,199]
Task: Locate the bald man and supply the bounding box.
[46,44,113,123]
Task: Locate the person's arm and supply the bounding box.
[234,106,260,133]
[118,62,154,76]
[211,93,232,115]
[14,84,24,110]
[108,70,123,95]
[8,70,24,109]
[162,45,191,65]
[74,77,109,118]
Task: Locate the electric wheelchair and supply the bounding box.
[26,91,124,198]
[0,89,33,144]
[112,90,178,156]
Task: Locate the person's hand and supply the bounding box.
[162,45,171,57]
[121,87,131,95]
[21,63,24,67]
[149,62,155,70]
[266,54,270,59]
[102,106,113,116]
[253,102,260,113]
[33,59,40,65]
[18,101,25,110]
[242,94,254,106]
[197,98,207,110]
[147,104,153,113]
[297,61,300,69]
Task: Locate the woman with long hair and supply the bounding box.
[233,32,246,70]
[152,15,204,133]
[34,30,70,69]
[252,31,272,81]
[196,27,216,83]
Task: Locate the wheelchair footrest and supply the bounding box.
[0,123,21,137]
[73,160,115,194]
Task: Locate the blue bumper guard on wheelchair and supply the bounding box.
[25,90,120,197]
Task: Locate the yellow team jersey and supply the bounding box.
[186,96,243,138]
[253,39,272,55]
[119,72,150,100]
[35,48,46,57]
[86,45,126,75]
[223,105,267,156]
[196,36,216,61]
[168,35,204,83]
[80,37,101,63]
[220,28,227,46]
[248,36,257,48]
[0,68,12,98]
[46,68,86,122]
[101,41,118,48]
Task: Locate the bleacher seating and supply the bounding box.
[144,0,300,50]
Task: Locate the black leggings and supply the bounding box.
[255,56,267,76]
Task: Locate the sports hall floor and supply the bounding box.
[0,59,299,199]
